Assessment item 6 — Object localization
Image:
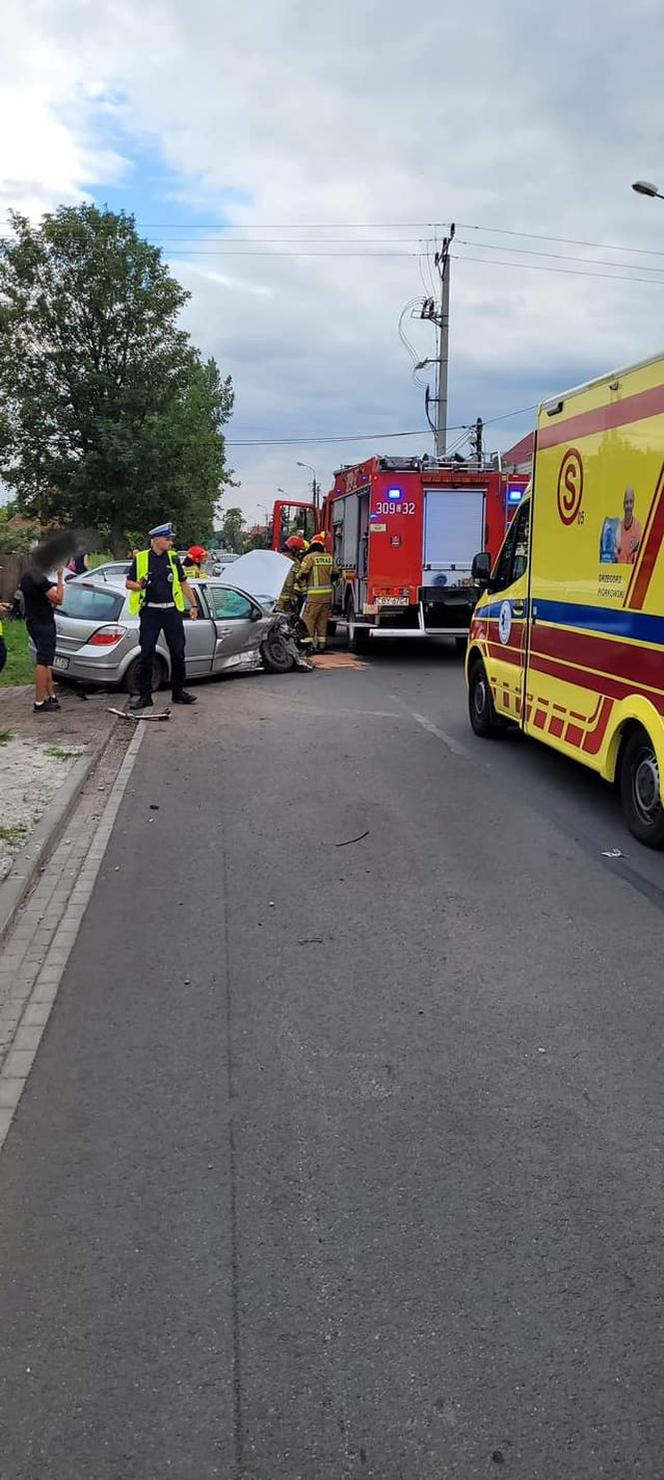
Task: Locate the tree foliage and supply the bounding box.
[217,507,247,554]
[0,204,233,553]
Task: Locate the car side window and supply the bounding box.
[493,502,530,591]
[210,587,253,620]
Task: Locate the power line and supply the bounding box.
[455,238,664,277]
[456,221,664,260]
[454,253,664,287]
[164,249,420,258]
[227,403,535,447]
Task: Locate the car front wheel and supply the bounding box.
[260,625,295,674]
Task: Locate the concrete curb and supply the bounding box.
[0,720,119,946]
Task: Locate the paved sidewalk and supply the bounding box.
[0,683,118,745]
[0,724,143,1142]
[0,686,122,886]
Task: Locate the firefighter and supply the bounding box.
[183,544,207,580]
[296,531,340,654]
[276,535,308,613]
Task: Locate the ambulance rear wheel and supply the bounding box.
[468,658,503,738]
[620,727,664,848]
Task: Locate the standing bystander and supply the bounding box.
[19,561,65,711]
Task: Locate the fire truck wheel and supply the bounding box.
[619,726,664,848]
[345,597,370,653]
[468,657,504,738]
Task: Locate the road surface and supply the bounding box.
[0,643,662,1478]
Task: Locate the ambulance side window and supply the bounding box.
[494,502,530,590]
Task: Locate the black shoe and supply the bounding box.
[45,696,61,710]
[172,690,197,705]
[129,695,153,711]
[33,701,50,713]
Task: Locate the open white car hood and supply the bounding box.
[225,549,291,603]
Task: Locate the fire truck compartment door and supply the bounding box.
[423,487,485,572]
[339,493,359,567]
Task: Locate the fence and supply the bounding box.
[0,552,30,603]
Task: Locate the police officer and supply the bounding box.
[126,522,199,709]
[296,531,340,654]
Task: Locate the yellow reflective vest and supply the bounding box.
[129,549,185,614]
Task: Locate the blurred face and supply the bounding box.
[152,535,172,555]
[623,487,635,526]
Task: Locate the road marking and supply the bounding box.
[0,724,145,1156]
[410,710,475,759]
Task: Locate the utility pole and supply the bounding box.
[435,224,455,459]
[419,223,455,460]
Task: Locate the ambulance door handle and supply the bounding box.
[513,601,524,616]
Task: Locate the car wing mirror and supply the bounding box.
[471,551,492,585]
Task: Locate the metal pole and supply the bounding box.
[435,223,454,460]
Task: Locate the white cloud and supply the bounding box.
[2,0,664,520]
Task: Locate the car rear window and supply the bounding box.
[59,584,125,622]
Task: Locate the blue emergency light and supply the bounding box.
[386,486,403,499]
[507,483,522,505]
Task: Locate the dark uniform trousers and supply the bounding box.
[139,605,186,699]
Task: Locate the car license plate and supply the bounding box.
[53,655,69,671]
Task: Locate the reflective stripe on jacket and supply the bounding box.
[128,549,185,614]
[297,550,339,598]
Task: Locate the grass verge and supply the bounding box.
[1,621,33,687]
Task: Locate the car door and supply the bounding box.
[485,498,530,722]
[206,584,264,671]
[182,585,216,677]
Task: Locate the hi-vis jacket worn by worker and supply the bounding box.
[128,550,186,615]
[277,559,301,612]
[296,549,340,597]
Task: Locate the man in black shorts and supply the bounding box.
[19,562,65,712]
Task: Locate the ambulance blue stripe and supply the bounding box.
[478,597,664,646]
[534,600,664,645]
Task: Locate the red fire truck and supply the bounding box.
[272,455,528,647]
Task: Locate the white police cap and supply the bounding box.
[149,522,174,539]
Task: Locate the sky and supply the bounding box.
[2,0,664,524]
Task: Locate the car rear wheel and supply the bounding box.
[261,626,295,674]
[123,654,166,694]
[619,726,664,848]
[468,657,504,738]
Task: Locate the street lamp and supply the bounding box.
[296,460,319,510]
[632,179,664,200]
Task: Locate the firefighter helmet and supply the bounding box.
[285,535,307,552]
[309,531,327,546]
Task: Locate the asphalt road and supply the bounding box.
[0,643,663,1479]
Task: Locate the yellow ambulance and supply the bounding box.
[466,352,664,846]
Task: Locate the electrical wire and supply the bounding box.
[455,238,664,277]
[454,253,664,287]
[226,403,536,447]
[455,221,664,260]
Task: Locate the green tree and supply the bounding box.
[0,204,233,554]
[218,507,247,554]
[0,500,39,552]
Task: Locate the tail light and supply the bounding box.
[89,626,126,647]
